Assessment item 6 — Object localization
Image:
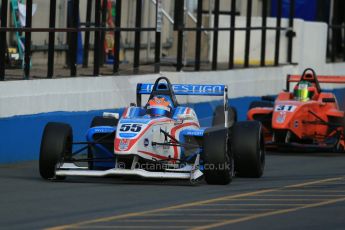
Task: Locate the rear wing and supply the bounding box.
[136,82,230,128]
[137,83,226,96]
[286,75,345,91]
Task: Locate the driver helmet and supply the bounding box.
[293,81,313,102]
[146,96,173,117]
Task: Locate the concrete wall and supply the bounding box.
[3,63,345,119]
[1,19,345,163]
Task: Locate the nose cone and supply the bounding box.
[272,111,295,129]
[271,103,300,129]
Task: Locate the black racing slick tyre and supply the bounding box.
[203,126,233,185]
[249,101,273,110]
[232,121,265,178]
[88,116,118,169]
[39,122,73,180]
[212,105,237,127]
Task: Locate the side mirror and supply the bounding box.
[261,95,275,102]
[322,98,336,103]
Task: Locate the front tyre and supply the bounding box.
[203,126,233,185]
[39,122,73,180]
[232,121,265,178]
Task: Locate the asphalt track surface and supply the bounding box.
[1,152,345,230]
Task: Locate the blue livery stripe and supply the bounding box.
[181,128,205,137]
[120,118,151,124]
[119,133,137,138]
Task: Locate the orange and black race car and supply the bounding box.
[247,68,345,151]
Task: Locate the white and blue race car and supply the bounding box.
[39,77,265,185]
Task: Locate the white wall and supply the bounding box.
[0,69,288,118]
[2,62,345,119]
[1,18,345,119]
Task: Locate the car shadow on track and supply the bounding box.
[267,151,345,157]
[54,176,204,187]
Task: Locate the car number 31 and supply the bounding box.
[274,105,297,112]
[119,124,143,132]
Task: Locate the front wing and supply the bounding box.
[55,155,203,182]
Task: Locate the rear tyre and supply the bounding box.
[212,105,237,127]
[203,126,233,185]
[88,116,118,169]
[39,122,73,180]
[249,101,273,110]
[232,121,265,178]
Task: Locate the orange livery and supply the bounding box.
[247,68,345,151]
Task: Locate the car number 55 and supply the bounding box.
[119,124,143,132]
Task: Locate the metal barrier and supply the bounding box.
[327,0,345,63]
[328,20,345,61]
[174,0,296,71]
[0,0,296,80]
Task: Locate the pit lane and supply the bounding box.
[1,152,345,230]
